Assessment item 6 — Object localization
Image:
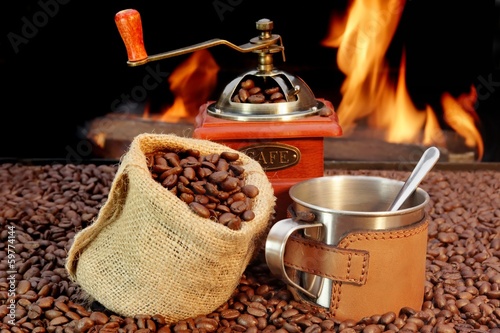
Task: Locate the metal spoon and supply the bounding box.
[388,146,440,211]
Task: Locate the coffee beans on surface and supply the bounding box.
[1,163,499,333]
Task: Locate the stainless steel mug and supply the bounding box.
[265,175,429,318]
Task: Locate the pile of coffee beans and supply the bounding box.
[146,149,259,230]
[1,163,499,333]
[232,79,286,104]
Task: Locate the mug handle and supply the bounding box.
[265,218,323,299]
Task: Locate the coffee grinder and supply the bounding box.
[115,9,343,220]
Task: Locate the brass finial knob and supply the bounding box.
[256,19,273,40]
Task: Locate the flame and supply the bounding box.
[443,87,484,158]
[146,49,220,122]
[322,0,483,160]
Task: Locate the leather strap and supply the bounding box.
[284,218,429,322]
[283,235,369,285]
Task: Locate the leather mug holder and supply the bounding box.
[283,217,429,322]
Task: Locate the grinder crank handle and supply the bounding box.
[114,9,285,67]
[114,9,149,66]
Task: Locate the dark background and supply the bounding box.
[0,0,498,161]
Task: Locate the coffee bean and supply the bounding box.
[269,92,284,101]
[232,79,286,104]
[229,164,245,176]
[206,170,226,184]
[218,213,238,226]
[280,308,298,319]
[220,177,239,192]
[379,311,396,325]
[221,309,240,320]
[230,201,247,215]
[189,202,211,219]
[195,318,218,332]
[36,297,54,309]
[161,174,178,189]
[54,301,70,313]
[241,210,255,221]
[240,79,255,90]
[220,152,240,162]
[241,185,259,198]
[246,306,266,318]
[49,316,69,326]
[227,219,242,231]
[215,159,229,173]
[247,94,266,104]
[27,304,42,319]
[264,87,280,95]
[238,89,250,102]
[179,193,194,204]
[237,314,258,328]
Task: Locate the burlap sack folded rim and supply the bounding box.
[65,133,276,322]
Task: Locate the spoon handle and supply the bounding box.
[388,146,440,211]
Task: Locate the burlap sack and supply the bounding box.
[65,133,276,323]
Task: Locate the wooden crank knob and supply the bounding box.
[114,9,148,64]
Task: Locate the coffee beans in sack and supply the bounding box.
[65,133,276,324]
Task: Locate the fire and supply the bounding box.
[443,87,483,153]
[145,49,220,122]
[321,0,483,160]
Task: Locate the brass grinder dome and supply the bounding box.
[207,69,326,122]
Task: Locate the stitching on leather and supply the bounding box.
[285,263,366,284]
[346,253,352,280]
[338,220,428,248]
[330,281,341,316]
[285,238,368,283]
[346,252,369,283]
[292,236,368,258]
[360,254,368,282]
